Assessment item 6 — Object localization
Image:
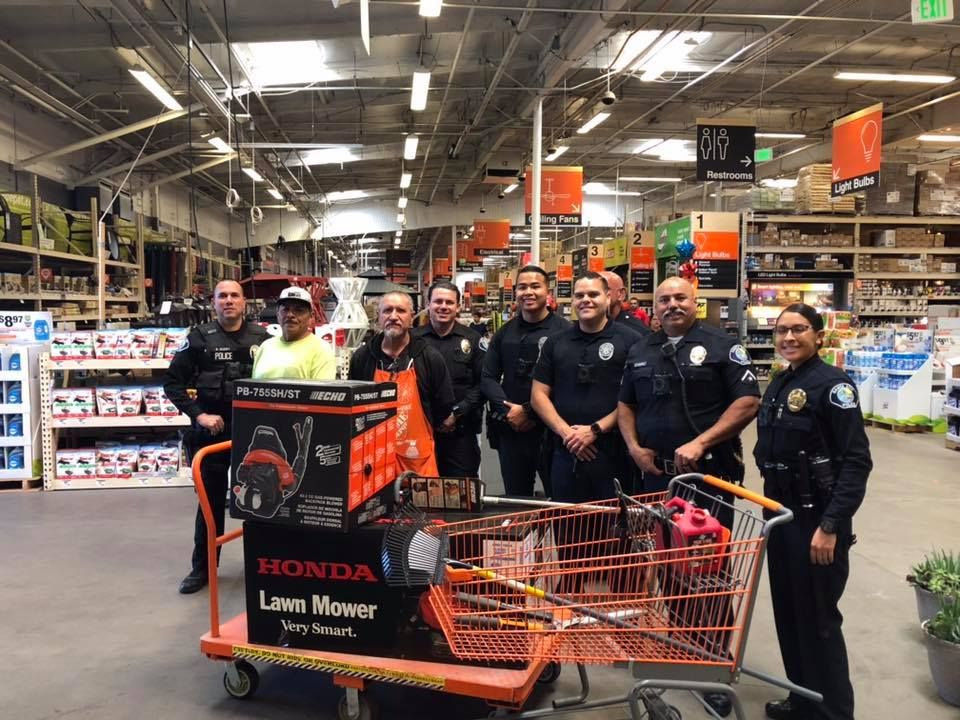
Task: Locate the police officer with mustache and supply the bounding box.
[164,280,268,594]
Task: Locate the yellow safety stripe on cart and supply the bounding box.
[231,645,446,690]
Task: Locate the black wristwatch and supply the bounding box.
[590,422,602,436]
[819,517,839,534]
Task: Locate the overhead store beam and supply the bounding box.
[139,155,237,191]
[72,143,193,187]
[14,106,195,169]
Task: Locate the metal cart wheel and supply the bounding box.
[223,659,259,700]
[337,690,378,720]
[536,662,562,684]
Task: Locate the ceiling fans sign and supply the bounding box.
[831,103,883,197]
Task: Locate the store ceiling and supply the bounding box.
[3,0,960,267]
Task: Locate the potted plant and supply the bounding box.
[923,600,960,707]
[908,550,960,622]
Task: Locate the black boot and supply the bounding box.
[702,691,732,717]
[765,698,804,719]
[178,570,208,594]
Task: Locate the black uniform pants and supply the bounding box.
[189,430,231,575]
[435,428,481,478]
[495,424,550,496]
[767,516,854,720]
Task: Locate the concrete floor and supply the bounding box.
[2,425,958,720]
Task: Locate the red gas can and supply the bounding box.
[658,496,727,574]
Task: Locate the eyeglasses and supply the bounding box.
[773,324,812,336]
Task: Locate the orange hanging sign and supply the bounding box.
[831,103,882,197]
[524,166,583,226]
[473,219,510,256]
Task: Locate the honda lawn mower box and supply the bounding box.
[230,379,398,532]
[243,520,523,667]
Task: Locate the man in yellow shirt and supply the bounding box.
[252,287,337,380]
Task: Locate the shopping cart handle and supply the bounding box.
[699,474,785,513]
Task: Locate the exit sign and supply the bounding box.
[754,147,774,163]
[912,0,954,23]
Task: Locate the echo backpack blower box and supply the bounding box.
[230,379,398,532]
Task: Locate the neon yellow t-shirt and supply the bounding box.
[251,333,337,380]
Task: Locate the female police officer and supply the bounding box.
[754,303,871,720]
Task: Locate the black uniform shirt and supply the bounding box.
[481,311,571,415]
[615,310,651,337]
[753,354,871,523]
[534,320,639,426]
[618,321,760,455]
[412,322,485,430]
[163,320,269,427]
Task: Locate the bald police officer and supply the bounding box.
[164,280,268,594]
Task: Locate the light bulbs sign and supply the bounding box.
[831,103,883,197]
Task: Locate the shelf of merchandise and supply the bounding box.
[749,214,960,226]
[0,180,148,326]
[0,344,41,488]
[946,358,960,450]
[856,311,927,317]
[929,295,960,301]
[747,246,855,254]
[50,469,191,491]
[39,353,191,490]
[858,273,960,280]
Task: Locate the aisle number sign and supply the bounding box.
[556,254,573,299]
[629,230,655,295]
[588,244,605,272]
[654,212,740,295]
[831,103,883,197]
[912,0,954,23]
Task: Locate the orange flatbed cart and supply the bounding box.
[192,442,580,720]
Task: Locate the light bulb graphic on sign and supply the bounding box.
[860,119,879,162]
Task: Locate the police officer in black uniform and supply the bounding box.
[412,281,484,477]
[163,280,268,594]
[618,276,761,525]
[600,270,650,338]
[482,265,570,496]
[754,303,871,720]
[531,272,640,502]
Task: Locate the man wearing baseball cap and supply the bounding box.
[252,286,336,380]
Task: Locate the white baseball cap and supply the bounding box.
[278,286,312,307]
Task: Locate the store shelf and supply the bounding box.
[747,246,855,254]
[0,436,28,447]
[51,414,190,429]
[858,273,960,280]
[748,269,854,275]
[753,359,776,365]
[0,402,25,413]
[0,293,41,301]
[746,344,774,350]
[104,297,141,303]
[38,248,98,264]
[928,295,960,301]
[750,214,960,226]
[105,260,140,270]
[943,406,960,418]
[856,311,927,317]
[0,468,38,481]
[49,358,171,370]
[53,314,99,322]
[946,432,960,443]
[49,469,192,491]
[0,240,38,257]
[40,292,98,301]
[877,368,920,376]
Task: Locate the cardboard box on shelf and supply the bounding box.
[229,380,398,532]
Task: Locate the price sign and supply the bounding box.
[0,311,52,343]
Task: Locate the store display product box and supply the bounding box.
[243,520,522,666]
[230,379,398,532]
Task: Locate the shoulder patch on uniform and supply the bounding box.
[829,383,858,410]
[175,336,190,353]
[598,342,615,361]
[729,344,751,366]
[478,336,489,352]
[741,369,757,384]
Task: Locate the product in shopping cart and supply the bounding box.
[656,496,729,574]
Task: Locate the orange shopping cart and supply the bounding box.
[190,442,587,720]
[382,474,823,720]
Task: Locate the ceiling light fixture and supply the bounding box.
[834,71,956,84]
[321,190,368,203]
[397,213,406,223]
[267,188,283,200]
[403,136,419,160]
[545,145,569,161]
[577,112,611,135]
[634,31,711,82]
[918,134,960,142]
[242,167,264,182]
[398,196,408,209]
[208,136,233,153]
[582,182,641,196]
[419,0,442,17]
[609,30,662,72]
[620,176,682,182]
[410,71,431,111]
[400,172,412,189]
[503,183,519,194]
[395,230,402,237]
[129,68,182,111]
[755,132,807,139]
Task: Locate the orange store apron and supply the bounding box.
[374,360,439,477]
